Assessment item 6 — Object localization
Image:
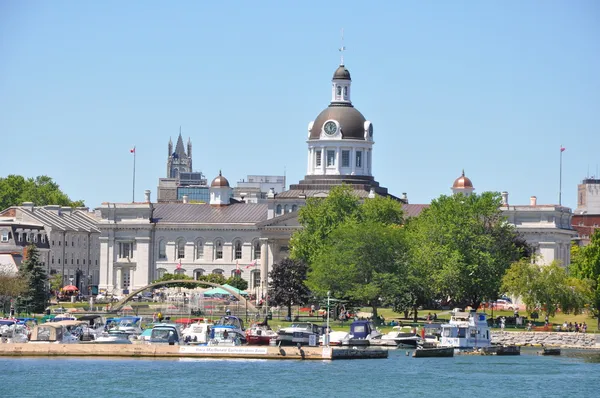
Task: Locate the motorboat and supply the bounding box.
[208,329,243,346]
[412,346,454,358]
[246,319,278,345]
[440,310,491,349]
[320,330,350,346]
[342,320,382,346]
[209,316,246,345]
[94,330,133,344]
[181,319,212,345]
[372,326,421,348]
[114,316,143,337]
[276,322,321,346]
[149,324,182,345]
[76,315,105,340]
[29,323,79,344]
[0,319,29,343]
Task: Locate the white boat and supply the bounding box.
[373,326,421,348]
[246,322,278,345]
[0,320,29,343]
[209,316,246,345]
[181,319,212,345]
[114,316,143,337]
[320,330,350,346]
[440,310,491,349]
[208,329,243,346]
[93,330,133,344]
[29,323,79,344]
[149,323,182,345]
[276,322,321,346]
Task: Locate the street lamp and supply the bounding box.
[326,290,331,347]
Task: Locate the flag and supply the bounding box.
[245,260,257,269]
[560,146,566,152]
[176,258,181,269]
[130,147,136,153]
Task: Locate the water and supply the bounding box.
[1,348,599,397]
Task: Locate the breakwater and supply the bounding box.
[491,331,600,348]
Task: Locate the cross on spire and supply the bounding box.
[339,28,346,65]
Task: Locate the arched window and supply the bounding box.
[174,268,186,275]
[253,240,261,260]
[284,204,289,213]
[231,269,243,277]
[212,269,224,275]
[158,240,166,259]
[343,86,348,98]
[234,241,242,260]
[176,238,185,259]
[195,239,204,260]
[157,268,167,279]
[336,85,342,96]
[276,204,282,215]
[251,270,260,289]
[193,269,205,280]
[292,204,297,212]
[215,240,223,260]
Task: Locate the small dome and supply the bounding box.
[333,65,351,81]
[211,170,230,188]
[453,170,473,189]
[310,105,366,140]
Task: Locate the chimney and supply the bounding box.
[61,206,72,216]
[368,188,376,199]
[401,192,408,203]
[182,195,189,204]
[144,190,151,203]
[267,188,275,199]
[22,202,34,212]
[44,205,61,215]
[501,192,509,206]
[530,196,537,206]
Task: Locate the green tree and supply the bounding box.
[0,175,84,210]
[17,245,48,313]
[570,230,600,324]
[0,264,28,315]
[502,259,592,318]
[407,192,524,310]
[49,273,63,298]
[226,274,248,291]
[307,221,408,321]
[269,258,311,320]
[152,273,197,289]
[197,273,227,286]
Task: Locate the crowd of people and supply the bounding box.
[561,321,588,333]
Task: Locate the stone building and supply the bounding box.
[572,178,600,245]
[0,217,50,274]
[0,204,100,290]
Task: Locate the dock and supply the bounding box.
[0,344,388,361]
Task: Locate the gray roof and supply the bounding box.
[10,207,100,233]
[276,189,373,199]
[153,203,268,224]
[174,133,187,158]
[333,65,351,80]
[310,104,366,140]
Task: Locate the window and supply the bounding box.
[234,241,242,260]
[158,240,166,259]
[315,150,322,167]
[118,242,132,259]
[292,205,297,212]
[52,240,54,246]
[356,151,362,168]
[0,230,8,243]
[284,204,289,213]
[41,234,45,243]
[58,258,60,264]
[33,234,38,243]
[176,239,185,259]
[174,268,185,275]
[71,254,74,264]
[367,151,370,169]
[341,150,350,167]
[212,269,224,275]
[195,240,204,260]
[76,258,79,265]
[26,233,32,242]
[215,241,223,260]
[336,85,342,96]
[343,86,348,98]
[253,241,261,260]
[276,205,282,215]
[327,150,335,166]
[157,268,167,279]
[252,270,261,289]
[51,257,54,264]
[194,269,205,280]
[58,240,61,246]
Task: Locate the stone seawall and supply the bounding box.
[492,331,600,348]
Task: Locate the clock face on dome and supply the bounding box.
[324,121,337,136]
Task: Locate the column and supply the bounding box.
[321,147,326,174]
[307,148,312,175]
[116,267,122,294]
[260,238,268,294]
[335,149,340,174]
[351,148,356,175]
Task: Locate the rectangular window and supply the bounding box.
[0,231,8,242]
[341,150,350,167]
[356,151,362,168]
[367,151,370,169]
[327,150,335,166]
[235,244,242,260]
[315,150,322,167]
[118,242,132,259]
[196,243,203,260]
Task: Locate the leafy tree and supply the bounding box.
[153,273,197,289]
[307,221,408,321]
[570,230,600,325]
[49,273,63,298]
[0,264,28,315]
[197,273,227,286]
[17,245,48,313]
[0,175,84,210]
[226,274,248,291]
[407,192,524,310]
[502,259,592,318]
[269,258,311,319]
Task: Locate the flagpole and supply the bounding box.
[132,146,136,203]
[559,146,563,206]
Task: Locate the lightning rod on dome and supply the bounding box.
[339,28,346,65]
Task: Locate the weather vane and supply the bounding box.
[339,28,346,65]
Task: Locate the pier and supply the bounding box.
[0,344,388,361]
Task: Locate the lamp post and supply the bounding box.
[326,290,331,347]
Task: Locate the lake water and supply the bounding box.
[1,348,599,397]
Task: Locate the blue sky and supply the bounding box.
[1,1,598,210]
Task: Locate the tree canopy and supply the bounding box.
[406,192,524,309]
[226,274,248,291]
[17,245,49,313]
[269,258,311,319]
[570,230,600,320]
[0,175,84,210]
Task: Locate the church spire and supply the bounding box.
[174,129,186,158]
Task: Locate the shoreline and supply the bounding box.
[491,331,600,349]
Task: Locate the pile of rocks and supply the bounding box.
[492,331,599,348]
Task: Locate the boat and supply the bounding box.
[93,330,133,344]
[372,326,421,348]
[440,310,491,349]
[181,319,212,345]
[76,315,105,340]
[0,319,29,343]
[276,322,321,346]
[149,323,182,345]
[320,330,350,346]
[114,316,143,337]
[29,323,79,344]
[496,345,521,356]
[209,316,246,345]
[246,319,278,345]
[541,347,561,356]
[340,320,382,347]
[412,346,455,358]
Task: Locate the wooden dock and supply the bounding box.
[0,344,388,361]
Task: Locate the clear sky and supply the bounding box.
[1,1,598,210]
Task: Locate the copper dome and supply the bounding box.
[453,170,473,189]
[333,65,351,80]
[211,171,230,188]
[309,105,366,140]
